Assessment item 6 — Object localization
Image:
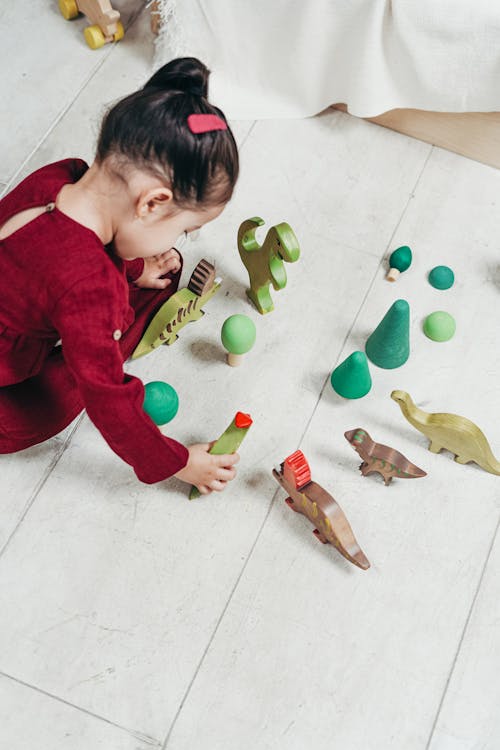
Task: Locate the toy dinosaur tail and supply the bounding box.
[483,453,500,475]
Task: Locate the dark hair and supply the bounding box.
[96,57,239,208]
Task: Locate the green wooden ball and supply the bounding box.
[428,265,455,290]
[423,311,456,342]
[221,314,256,355]
[143,381,179,425]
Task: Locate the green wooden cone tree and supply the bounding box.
[330,351,372,399]
[365,299,410,369]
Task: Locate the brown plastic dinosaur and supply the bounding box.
[273,450,370,570]
[344,428,427,486]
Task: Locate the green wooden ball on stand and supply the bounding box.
[143,381,179,425]
[221,314,257,366]
[386,245,412,282]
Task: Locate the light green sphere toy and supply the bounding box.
[423,311,456,342]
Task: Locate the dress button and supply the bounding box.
[112,329,122,341]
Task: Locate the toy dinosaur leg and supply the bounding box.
[246,284,274,315]
[360,462,379,479]
[285,497,299,512]
[454,454,471,464]
[428,440,443,453]
[313,528,328,544]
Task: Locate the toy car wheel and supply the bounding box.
[84,24,105,49]
[113,21,125,42]
[58,0,79,20]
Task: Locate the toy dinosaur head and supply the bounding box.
[344,428,369,447]
[390,390,411,407]
[270,223,300,263]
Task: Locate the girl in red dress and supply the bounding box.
[0,57,239,495]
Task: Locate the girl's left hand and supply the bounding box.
[134,248,182,289]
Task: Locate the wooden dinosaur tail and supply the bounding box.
[483,454,500,475]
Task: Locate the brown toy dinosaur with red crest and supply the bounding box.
[273,450,370,570]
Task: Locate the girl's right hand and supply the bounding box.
[174,443,239,495]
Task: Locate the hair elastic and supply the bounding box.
[187,113,228,134]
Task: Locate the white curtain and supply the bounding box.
[153,0,500,119]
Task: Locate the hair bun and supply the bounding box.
[144,57,209,98]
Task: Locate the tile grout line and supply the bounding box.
[425,510,500,750]
[161,143,435,748]
[2,5,145,195]
[236,120,257,151]
[0,669,162,747]
[158,118,270,748]
[161,485,283,750]
[296,146,434,447]
[0,415,85,561]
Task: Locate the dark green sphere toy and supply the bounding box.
[428,265,455,290]
[143,381,179,425]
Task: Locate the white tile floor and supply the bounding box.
[1,4,499,750]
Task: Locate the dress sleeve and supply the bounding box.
[124,258,145,283]
[51,271,189,484]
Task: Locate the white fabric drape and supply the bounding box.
[152,0,500,119]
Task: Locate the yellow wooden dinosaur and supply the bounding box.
[391,390,500,475]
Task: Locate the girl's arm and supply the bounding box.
[51,270,188,483]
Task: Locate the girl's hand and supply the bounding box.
[174,443,239,494]
[134,249,182,289]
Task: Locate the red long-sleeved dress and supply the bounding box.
[0,159,189,483]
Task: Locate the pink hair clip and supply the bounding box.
[187,113,228,134]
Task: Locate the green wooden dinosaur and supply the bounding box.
[131,259,220,360]
[237,217,300,314]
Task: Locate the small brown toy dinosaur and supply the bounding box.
[273,450,370,570]
[344,428,427,485]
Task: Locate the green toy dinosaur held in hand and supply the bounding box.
[237,217,300,314]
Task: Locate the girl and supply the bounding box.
[0,57,239,495]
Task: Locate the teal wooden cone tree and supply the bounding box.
[365,299,410,369]
[330,351,372,399]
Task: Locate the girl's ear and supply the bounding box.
[136,186,174,218]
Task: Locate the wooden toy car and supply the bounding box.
[58,0,124,49]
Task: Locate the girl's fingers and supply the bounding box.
[198,485,212,495]
[158,259,181,274]
[216,467,237,482]
[148,278,172,290]
[158,249,181,264]
[215,452,240,467]
[209,479,228,492]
